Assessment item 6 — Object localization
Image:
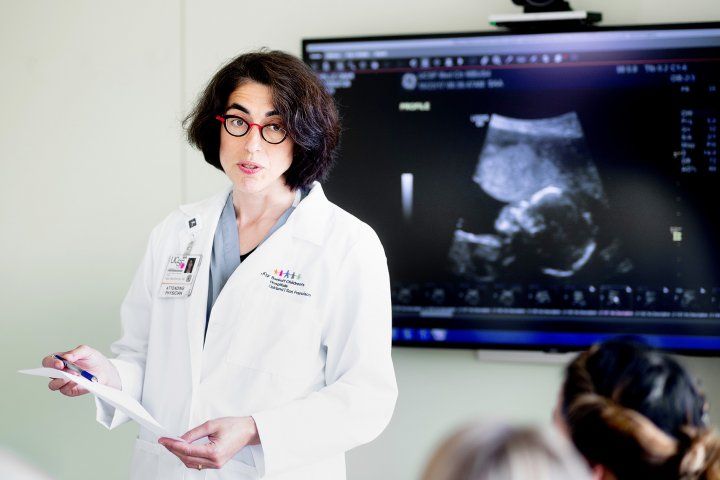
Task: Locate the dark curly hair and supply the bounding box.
[183,50,339,190]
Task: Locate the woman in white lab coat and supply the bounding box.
[42,50,397,479]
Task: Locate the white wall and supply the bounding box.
[1,1,719,479]
[0,2,182,478]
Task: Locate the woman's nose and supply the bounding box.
[244,124,263,152]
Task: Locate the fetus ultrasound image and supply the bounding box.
[448,112,632,282]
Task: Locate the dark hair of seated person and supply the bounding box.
[560,337,720,479]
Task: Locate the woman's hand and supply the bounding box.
[41,345,121,396]
[158,416,260,470]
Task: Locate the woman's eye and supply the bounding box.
[268,124,282,132]
[229,117,245,127]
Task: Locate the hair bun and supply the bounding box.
[678,428,720,479]
[680,443,705,477]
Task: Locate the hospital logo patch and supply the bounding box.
[273,268,301,280]
[261,269,311,298]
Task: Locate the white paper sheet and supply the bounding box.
[19,367,184,441]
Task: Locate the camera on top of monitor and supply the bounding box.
[511,0,572,13]
[490,0,602,30]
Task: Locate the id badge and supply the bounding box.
[159,254,202,298]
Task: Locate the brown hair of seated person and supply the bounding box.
[421,423,592,480]
[560,338,720,479]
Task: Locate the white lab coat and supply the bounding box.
[95,182,397,479]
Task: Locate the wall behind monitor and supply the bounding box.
[1,1,718,479]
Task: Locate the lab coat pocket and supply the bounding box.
[132,438,185,478]
[206,459,258,479]
[129,438,163,479]
[225,290,322,381]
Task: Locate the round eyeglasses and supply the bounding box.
[215,114,288,144]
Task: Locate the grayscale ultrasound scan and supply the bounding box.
[448,112,633,282]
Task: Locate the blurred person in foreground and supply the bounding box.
[421,423,592,480]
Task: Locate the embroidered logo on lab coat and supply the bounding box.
[260,269,312,298]
[274,268,301,280]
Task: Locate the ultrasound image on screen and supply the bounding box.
[449,112,631,282]
[305,26,720,350]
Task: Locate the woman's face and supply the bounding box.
[219,81,294,194]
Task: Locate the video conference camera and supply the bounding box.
[490,0,602,30]
[511,0,572,13]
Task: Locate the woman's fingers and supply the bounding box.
[58,380,88,397]
[42,354,64,370]
[159,438,223,470]
[47,370,88,396]
[64,344,93,362]
[180,421,215,443]
[43,348,93,396]
[160,439,216,460]
[48,377,70,391]
[176,453,219,470]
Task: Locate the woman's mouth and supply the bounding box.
[238,162,262,175]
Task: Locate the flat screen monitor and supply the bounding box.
[302,23,720,354]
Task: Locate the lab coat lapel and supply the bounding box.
[177,187,230,389]
[281,181,331,247]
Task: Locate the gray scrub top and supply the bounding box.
[205,190,302,338]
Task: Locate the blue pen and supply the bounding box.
[53,354,98,383]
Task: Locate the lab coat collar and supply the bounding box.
[177,181,332,246]
[178,186,232,230]
[285,181,331,246]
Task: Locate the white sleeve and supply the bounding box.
[95,223,162,429]
[250,226,398,477]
